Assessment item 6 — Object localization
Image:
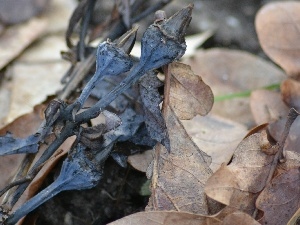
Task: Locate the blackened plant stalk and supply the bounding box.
[0,4,193,220]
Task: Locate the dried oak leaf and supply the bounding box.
[127,150,153,173]
[183,48,285,126]
[0,0,48,25]
[250,89,290,125]
[205,132,274,214]
[281,78,300,111]
[108,211,208,225]
[169,62,214,120]
[256,168,300,225]
[255,1,300,77]
[0,18,47,70]
[147,106,212,214]
[182,114,247,172]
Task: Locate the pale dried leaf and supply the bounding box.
[250,89,289,125]
[183,48,285,126]
[205,133,274,213]
[182,114,247,172]
[255,1,300,77]
[6,62,67,123]
[170,62,214,120]
[256,168,300,225]
[148,106,212,214]
[108,211,208,225]
[0,18,47,70]
[127,150,153,173]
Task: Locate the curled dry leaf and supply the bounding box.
[169,62,214,120]
[0,18,47,70]
[256,168,300,225]
[182,114,247,172]
[255,1,300,77]
[205,132,274,214]
[183,48,285,126]
[250,89,290,125]
[281,78,300,111]
[147,106,212,214]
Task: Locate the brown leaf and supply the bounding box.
[183,48,285,126]
[222,211,260,225]
[281,78,300,111]
[127,150,153,173]
[205,132,274,214]
[0,18,47,70]
[169,62,214,119]
[0,0,48,25]
[255,1,300,77]
[256,168,300,225]
[182,114,247,172]
[250,89,289,125]
[108,211,208,225]
[147,106,212,214]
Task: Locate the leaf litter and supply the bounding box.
[1,1,300,225]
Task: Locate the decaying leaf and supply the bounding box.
[205,132,274,214]
[183,48,285,126]
[107,211,207,225]
[250,89,290,125]
[281,79,300,111]
[255,1,300,77]
[256,168,300,225]
[0,18,47,70]
[148,106,212,214]
[182,114,247,172]
[169,62,214,120]
[0,0,48,25]
[127,150,153,173]
[222,211,260,225]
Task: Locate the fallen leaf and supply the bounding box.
[183,48,285,126]
[205,132,274,214]
[256,168,300,225]
[108,211,207,225]
[0,0,48,25]
[0,18,47,70]
[147,106,212,214]
[169,62,214,120]
[182,114,247,172]
[127,150,153,173]
[6,62,67,123]
[255,1,300,77]
[222,211,260,225]
[250,89,289,125]
[281,79,300,111]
